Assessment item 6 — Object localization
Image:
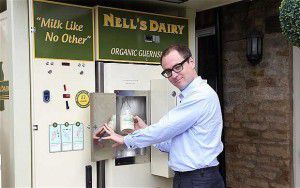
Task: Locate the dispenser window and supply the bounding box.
[116,96,147,133]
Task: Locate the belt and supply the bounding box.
[175,166,219,175]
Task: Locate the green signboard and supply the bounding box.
[0,81,9,98]
[98,6,189,64]
[0,61,8,111]
[33,1,94,61]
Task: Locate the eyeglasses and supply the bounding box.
[161,56,191,78]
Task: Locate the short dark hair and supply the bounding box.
[160,44,192,65]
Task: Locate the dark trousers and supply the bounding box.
[173,166,225,188]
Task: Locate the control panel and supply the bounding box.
[31,59,95,187]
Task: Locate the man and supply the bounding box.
[94,44,224,188]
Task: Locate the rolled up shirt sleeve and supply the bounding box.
[153,139,172,153]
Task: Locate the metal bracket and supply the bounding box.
[33,125,38,131]
[171,91,177,97]
[30,27,36,33]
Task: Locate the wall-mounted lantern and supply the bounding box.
[246,30,263,65]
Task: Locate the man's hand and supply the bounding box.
[93,124,108,147]
[93,125,106,140]
[133,116,148,131]
[102,125,125,148]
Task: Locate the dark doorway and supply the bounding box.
[0,0,6,13]
[198,34,218,91]
[196,9,226,185]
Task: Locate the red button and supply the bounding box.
[63,94,70,98]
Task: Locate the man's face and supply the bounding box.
[161,50,196,91]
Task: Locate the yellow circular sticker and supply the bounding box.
[75,90,90,108]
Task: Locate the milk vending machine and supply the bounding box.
[91,62,178,188]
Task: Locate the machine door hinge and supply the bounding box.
[171,91,177,97]
[30,27,36,33]
[33,125,38,131]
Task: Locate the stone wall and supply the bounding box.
[222,0,293,187]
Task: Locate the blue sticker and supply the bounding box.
[43,90,50,103]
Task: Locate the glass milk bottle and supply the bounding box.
[120,100,134,134]
[107,114,116,131]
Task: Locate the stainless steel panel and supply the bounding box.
[114,90,150,160]
[90,93,116,162]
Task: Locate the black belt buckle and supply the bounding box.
[198,166,218,176]
[200,171,205,177]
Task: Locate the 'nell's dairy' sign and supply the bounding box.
[98,6,189,64]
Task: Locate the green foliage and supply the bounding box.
[279,0,300,47]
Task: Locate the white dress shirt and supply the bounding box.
[124,76,223,172]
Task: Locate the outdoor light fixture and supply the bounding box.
[246,30,263,65]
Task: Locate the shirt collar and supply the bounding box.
[178,76,203,100]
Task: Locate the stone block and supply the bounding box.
[224,113,235,122]
[259,100,291,113]
[230,122,241,129]
[260,77,277,87]
[276,169,291,184]
[247,114,265,122]
[242,122,268,130]
[245,129,261,138]
[251,69,265,77]
[225,144,238,153]
[226,128,244,138]
[265,114,289,124]
[246,155,271,163]
[245,177,269,187]
[250,87,289,101]
[269,182,290,188]
[226,137,251,143]
[245,79,259,89]
[253,168,278,180]
[261,130,289,141]
[258,145,290,158]
[265,15,281,34]
[264,33,289,49]
[230,160,256,169]
[264,0,280,17]
[238,143,257,154]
